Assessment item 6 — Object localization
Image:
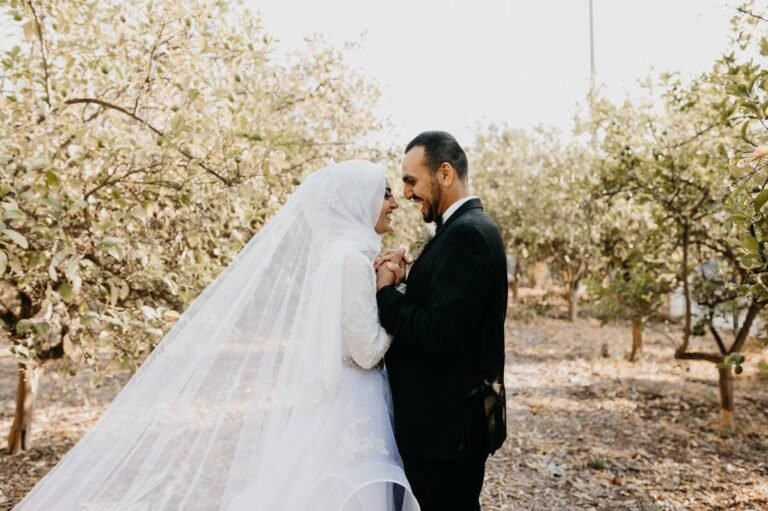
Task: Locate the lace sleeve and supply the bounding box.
[341,251,392,369]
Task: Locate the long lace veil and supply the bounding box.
[13,160,393,510]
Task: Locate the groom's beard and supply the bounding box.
[421,180,442,224]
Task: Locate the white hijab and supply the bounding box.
[14,160,388,510]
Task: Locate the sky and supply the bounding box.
[245,0,736,145]
[0,1,738,146]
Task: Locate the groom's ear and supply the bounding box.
[437,162,456,188]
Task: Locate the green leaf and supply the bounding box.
[59,281,73,301]
[236,132,263,142]
[743,236,760,254]
[755,189,768,213]
[737,83,751,99]
[44,169,61,188]
[22,20,38,42]
[15,319,33,334]
[33,322,49,336]
[42,197,60,210]
[170,114,185,135]
[740,255,760,269]
[740,99,760,116]
[2,229,28,249]
[727,214,750,227]
[3,209,24,221]
[760,37,768,56]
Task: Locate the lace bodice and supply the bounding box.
[341,251,392,369]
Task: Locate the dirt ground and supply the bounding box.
[2,311,768,510]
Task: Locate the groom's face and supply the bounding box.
[402,146,442,224]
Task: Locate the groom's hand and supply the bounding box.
[374,248,412,271]
[376,262,404,290]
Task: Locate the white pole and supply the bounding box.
[589,0,596,87]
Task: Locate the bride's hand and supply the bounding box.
[376,262,405,290]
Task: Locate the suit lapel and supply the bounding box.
[416,198,484,260]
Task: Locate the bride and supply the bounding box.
[13,160,420,511]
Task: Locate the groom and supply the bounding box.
[375,131,508,511]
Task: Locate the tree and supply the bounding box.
[589,61,759,426]
[588,198,677,360]
[0,0,383,453]
[472,126,602,321]
[471,126,553,301]
[717,0,768,427]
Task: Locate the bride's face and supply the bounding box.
[375,181,399,234]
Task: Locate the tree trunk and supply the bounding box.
[567,281,579,322]
[630,318,643,361]
[718,366,734,429]
[510,276,519,302]
[680,222,692,353]
[8,363,41,455]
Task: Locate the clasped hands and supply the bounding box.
[374,248,412,290]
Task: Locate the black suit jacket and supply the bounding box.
[377,198,508,460]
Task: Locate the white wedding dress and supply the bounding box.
[13,161,420,511]
[228,250,411,511]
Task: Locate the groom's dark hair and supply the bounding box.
[405,131,468,180]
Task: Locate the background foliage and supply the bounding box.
[4,0,768,463]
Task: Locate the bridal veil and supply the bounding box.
[13,160,419,511]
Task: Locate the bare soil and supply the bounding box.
[2,312,768,510]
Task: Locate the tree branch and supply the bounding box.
[282,155,323,176]
[84,165,151,199]
[707,323,728,355]
[63,98,232,185]
[674,350,723,364]
[729,299,767,354]
[64,98,164,136]
[134,23,171,115]
[667,124,717,150]
[737,7,768,24]
[25,0,51,107]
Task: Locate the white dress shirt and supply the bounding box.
[441,196,479,225]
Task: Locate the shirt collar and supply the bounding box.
[441,196,479,224]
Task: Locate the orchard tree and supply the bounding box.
[471,126,603,319]
[588,198,677,360]
[717,0,768,427]
[471,126,558,300]
[532,146,604,321]
[590,60,757,426]
[0,0,383,453]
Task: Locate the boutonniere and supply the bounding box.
[413,225,437,258]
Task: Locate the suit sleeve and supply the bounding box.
[376,223,492,359]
